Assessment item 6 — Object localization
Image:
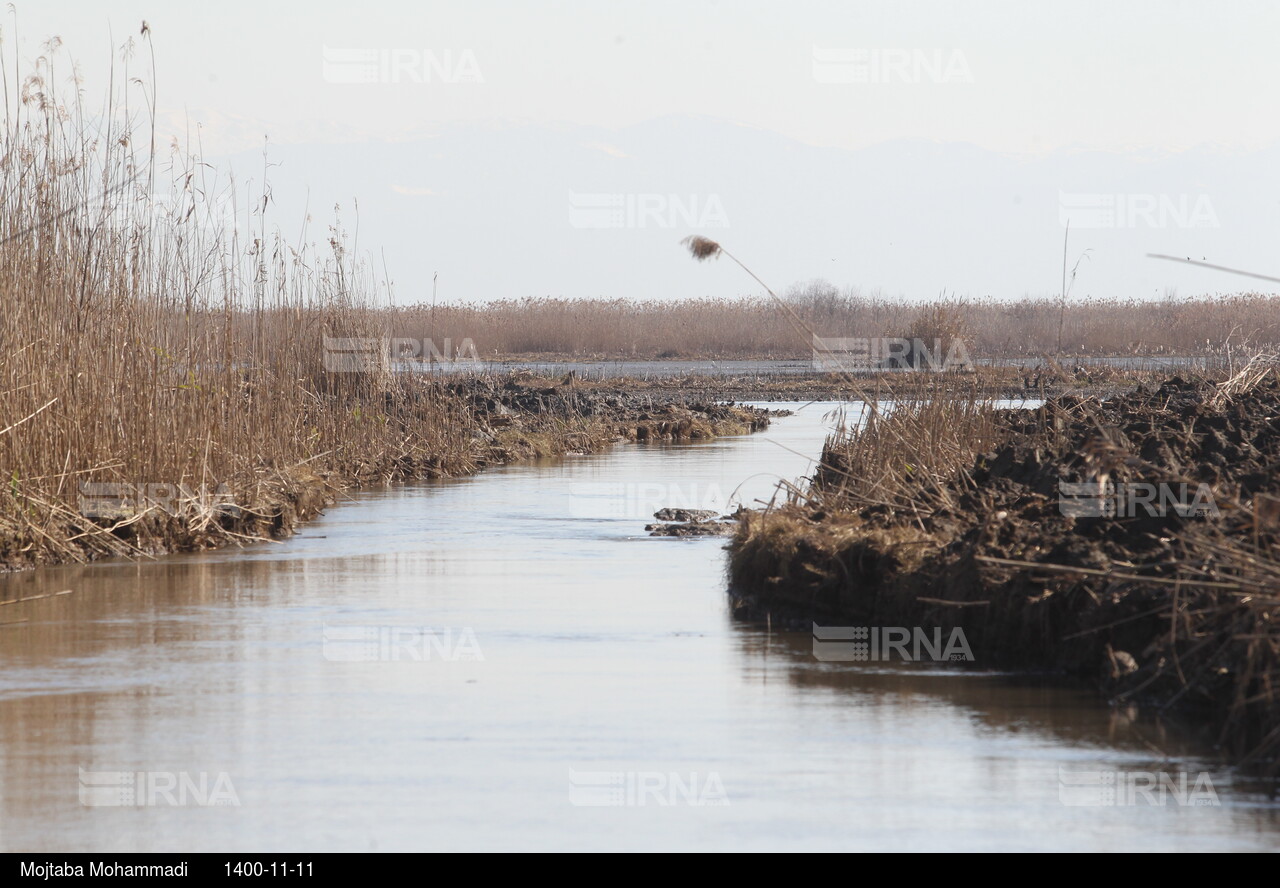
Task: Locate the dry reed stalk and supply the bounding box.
[1210,351,1280,408]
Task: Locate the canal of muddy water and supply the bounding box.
[1,402,1276,851]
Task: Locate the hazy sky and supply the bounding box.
[11,2,1280,304]
[18,1,1280,154]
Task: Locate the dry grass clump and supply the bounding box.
[905,300,971,362]
[811,383,1009,512]
[730,507,938,622]
[1209,350,1280,407]
[727,380,1011,623]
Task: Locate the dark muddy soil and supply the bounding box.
[470,364,1173,403]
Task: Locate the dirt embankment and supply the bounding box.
[498,363,1171,403]
[729,374,1280,768]
[455,373,773,461]
[0,374,772,573]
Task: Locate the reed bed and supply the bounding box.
[812,383,1009,513]
[0,40,486,567]
[393,287,1280,361]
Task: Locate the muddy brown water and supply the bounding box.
[0,401,1276,851]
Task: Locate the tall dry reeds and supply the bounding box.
[0,37,475,567]
[385,288,1280,361]
[811,385,1008,513]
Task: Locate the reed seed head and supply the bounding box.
[681,235,722,262]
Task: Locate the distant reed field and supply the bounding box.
[387,286,1280,360]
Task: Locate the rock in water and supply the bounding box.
[653,507,717,522]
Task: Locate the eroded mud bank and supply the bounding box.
[729,375,1280,768]
[0,374,772,572]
